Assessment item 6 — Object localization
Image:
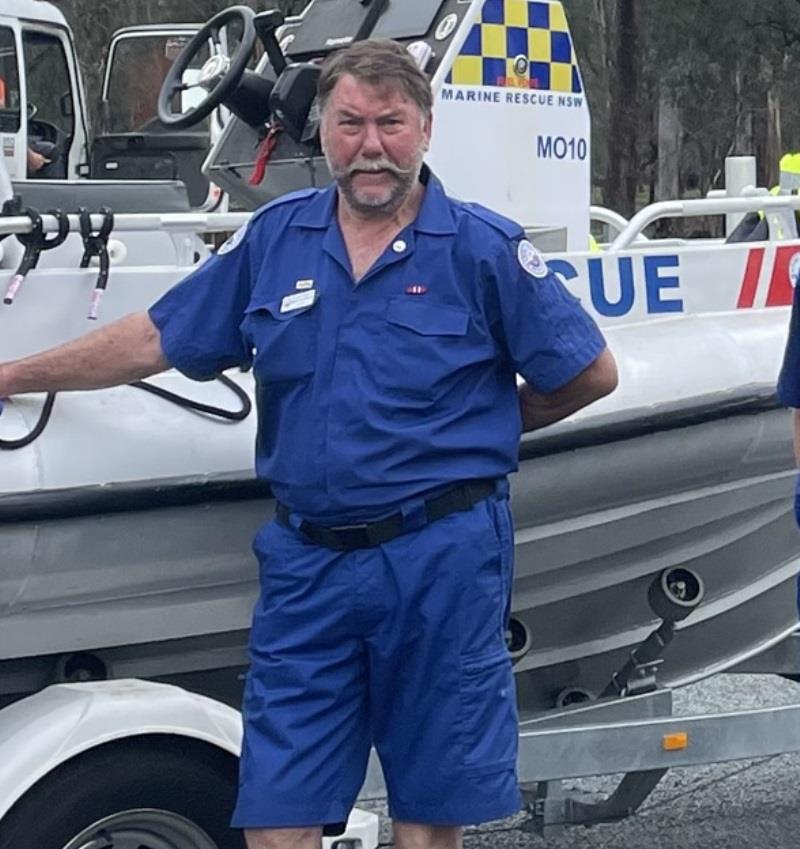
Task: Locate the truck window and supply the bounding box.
[105,35,211,134]
[0,27,21,132]
[22,30,75,166]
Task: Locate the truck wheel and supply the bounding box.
[0,737,245,849]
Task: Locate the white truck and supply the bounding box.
[1,1,223,205]
[3,0,800,847]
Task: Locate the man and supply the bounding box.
[0,40,617,849]
[26,145,51,175]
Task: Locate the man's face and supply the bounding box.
[320,74,432,217]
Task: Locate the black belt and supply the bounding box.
[275,479,497,551]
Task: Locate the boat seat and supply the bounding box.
[9,179,191,214]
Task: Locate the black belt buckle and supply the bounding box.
[328,521,373,550]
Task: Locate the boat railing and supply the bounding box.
[609,193,800,252]
[590,204,645,245]
[0,211,253,266]
[0,211,252,238]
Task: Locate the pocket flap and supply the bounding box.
[386,298,469,337]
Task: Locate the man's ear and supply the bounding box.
[318,110,330,153]
[423,112,433,150]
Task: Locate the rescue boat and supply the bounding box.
[1,0,798,717]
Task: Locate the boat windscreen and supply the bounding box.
[104,35,210,134]
[372,0,446,40]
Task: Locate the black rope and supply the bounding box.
[130,373,252,421]
[0,392,56,450]
[0,375,252,451]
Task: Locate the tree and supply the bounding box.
[605,0,642,216]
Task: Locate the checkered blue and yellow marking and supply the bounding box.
[446,0,583,93]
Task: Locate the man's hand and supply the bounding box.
[26,147,50,174]
[0,311,170,398]
[518,347,618,432]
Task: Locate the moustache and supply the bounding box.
[336,158,417,179]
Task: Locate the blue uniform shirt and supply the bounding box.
[149,168,606,522]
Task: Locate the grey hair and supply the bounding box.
[317,39,433,118]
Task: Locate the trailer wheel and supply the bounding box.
[0,736,245,849]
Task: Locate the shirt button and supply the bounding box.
[393,240,407,253]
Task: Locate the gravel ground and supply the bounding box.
[360,673,800,848]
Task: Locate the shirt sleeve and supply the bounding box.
[148,224,255,380]
[778,283,800,406]
[487,238,607,393]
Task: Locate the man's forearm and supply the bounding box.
[519,382,585,430]
[519,348,618,432]
[0,311,170,397]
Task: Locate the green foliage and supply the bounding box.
[565,0,800,209]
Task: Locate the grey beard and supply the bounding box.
[328,156,424,216]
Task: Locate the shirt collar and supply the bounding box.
[413,165,457,236]
[290,182,338,230]
[289,163,457,236]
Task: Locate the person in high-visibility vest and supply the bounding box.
[779,152,800,193]
[728,152,800,242]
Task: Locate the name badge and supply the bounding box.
[280,290,317,313]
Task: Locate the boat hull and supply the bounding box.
[2,402,797,713]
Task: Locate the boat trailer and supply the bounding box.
[358,564,800,836]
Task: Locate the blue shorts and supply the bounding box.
[231,487,521,828]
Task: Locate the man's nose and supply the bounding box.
[360,122,385,157]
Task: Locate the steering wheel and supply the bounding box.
[157,6,256,129]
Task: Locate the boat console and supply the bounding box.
[200,0,477,208]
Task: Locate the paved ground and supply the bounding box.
[362,673,800,848]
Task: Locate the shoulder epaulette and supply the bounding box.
[461,201,525,241]
[250,187,322,222]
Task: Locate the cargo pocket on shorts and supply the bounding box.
[459,648,518,774]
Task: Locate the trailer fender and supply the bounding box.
[0,678,241,819]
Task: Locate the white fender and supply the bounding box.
[0,679,242,820]
[0,679,381,848]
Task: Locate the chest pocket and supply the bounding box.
[243,296,320,383]
[377,297,471,400]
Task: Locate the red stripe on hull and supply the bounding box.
[737,248,764,309]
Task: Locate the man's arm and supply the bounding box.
[0,311,169,397]
[518,347,618,432]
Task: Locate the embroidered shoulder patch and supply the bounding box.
[517,239,549,279]
[218,224,247,256]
